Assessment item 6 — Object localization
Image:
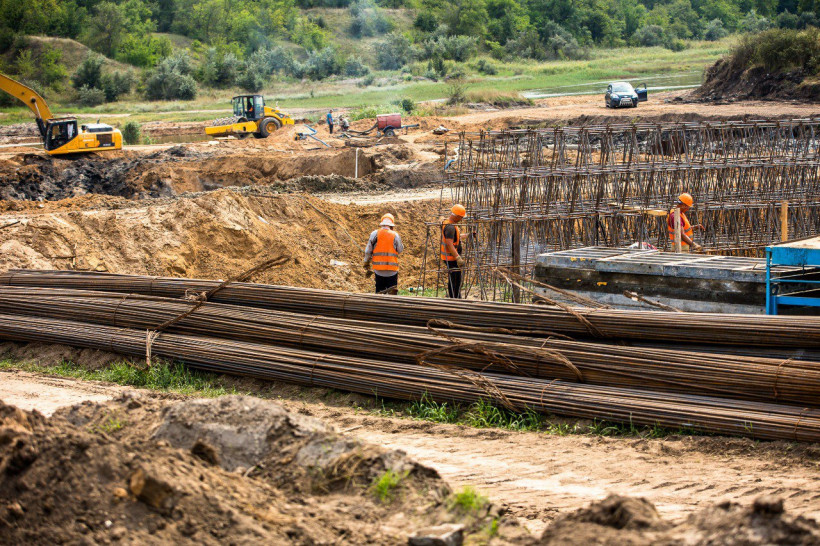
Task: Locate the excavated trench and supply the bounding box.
[0,144,441,201]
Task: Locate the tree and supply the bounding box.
[443,0,489,37]
[704,18,729,39]
[72,53,104,90]
[85,1,125,56]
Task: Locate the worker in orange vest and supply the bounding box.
[363,213,404,294]
[667,193,704,252]
[441,204,467,298]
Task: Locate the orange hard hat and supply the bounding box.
[678,193,694,207]
[451,204,466,217]
[380,213,395,227]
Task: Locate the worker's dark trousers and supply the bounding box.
[328,123,334,134]
[446,261,462,299]
[375,273,398,294]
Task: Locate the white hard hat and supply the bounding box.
[380,218,395,227]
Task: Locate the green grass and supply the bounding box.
[0,358,238,397]
[370,469,408,503]
[93,413,126,434]
[378,394,708,439]
[448,486,488,514]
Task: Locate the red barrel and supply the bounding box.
[377,113,402,130]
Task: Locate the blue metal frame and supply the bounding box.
[765,243,820,315]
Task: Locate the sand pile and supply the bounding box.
[0,190,442,292]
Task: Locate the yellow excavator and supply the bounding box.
[206,94,294,139]
[0,72,122,155]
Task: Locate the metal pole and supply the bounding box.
[673,207,682,253]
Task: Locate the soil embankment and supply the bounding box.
[0,190,441,291]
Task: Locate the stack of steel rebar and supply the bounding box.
[3,270,819,347]
[0,270,819,442]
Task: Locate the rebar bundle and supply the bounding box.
[2,312,820,442]
[0,285,817,406]
[3,270,820,348]
[425,119,820,300]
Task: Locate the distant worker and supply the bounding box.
[667,192,704,252]
[340,115,350,132]
[363,213,404,294]
[327,109,334,134]
[441,204,467,299]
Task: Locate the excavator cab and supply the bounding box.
[232,95,265,121]
[44,119,78,152]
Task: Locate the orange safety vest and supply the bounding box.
[372,228,399,272]
[668,209,693,241]
[440,219,460,262]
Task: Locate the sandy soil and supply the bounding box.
[4,369,819,536]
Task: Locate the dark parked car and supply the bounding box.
[605,82,648,108]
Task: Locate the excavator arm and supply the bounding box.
[0,72,54,138]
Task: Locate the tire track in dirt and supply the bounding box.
[352,427,820,534]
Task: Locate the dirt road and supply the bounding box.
[4,369,819,535]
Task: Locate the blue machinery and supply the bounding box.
[765,237,820,315]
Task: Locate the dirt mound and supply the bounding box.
[696,58,820,103]
[0,190,442,291]
[536,494,820,545]
[0,394,510,544]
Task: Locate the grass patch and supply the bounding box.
[0,358,239,398]
[92,413,126,434]
[464,89,532,107]
[377,394,708,439]
[370,469,408,503]
[448,486,488,514]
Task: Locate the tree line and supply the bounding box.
[0,0,817,103]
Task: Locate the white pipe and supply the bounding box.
[355,147,359,178]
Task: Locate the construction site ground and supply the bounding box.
[2,91,820,543]
[3,366,820,541]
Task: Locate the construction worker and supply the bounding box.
[441,204,467,298]
[667,193,704,252]
[363,213,404,294]
[327,109,334,134]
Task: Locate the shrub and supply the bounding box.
[357,73,376,87]
[248,46,295,75]
[475,59,497,75]
[740,10,771,34]
[665,38,688,51]
[704,19,729,41]
[633,25,666,47]
[144,52,197,100]
[117,34,172,68]
[72,53,104,90]
[199,47,239,88]
[414,12,437,32]
[349,0,392,37]
[744,27,820,73]
[399,97,415,113]
[122,121,141,145]
[100,72,133,102]
[420,35,477,62]
[446,75,466,105]
[374,32,415,70]
[76,85,106,106]
[236,70,266,92]
[300,47,342,80]
[775,11,800,30]
[343,56,371,77]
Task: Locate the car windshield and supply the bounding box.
[611,83,634,93]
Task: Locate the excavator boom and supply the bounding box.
[0,72,53,138]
